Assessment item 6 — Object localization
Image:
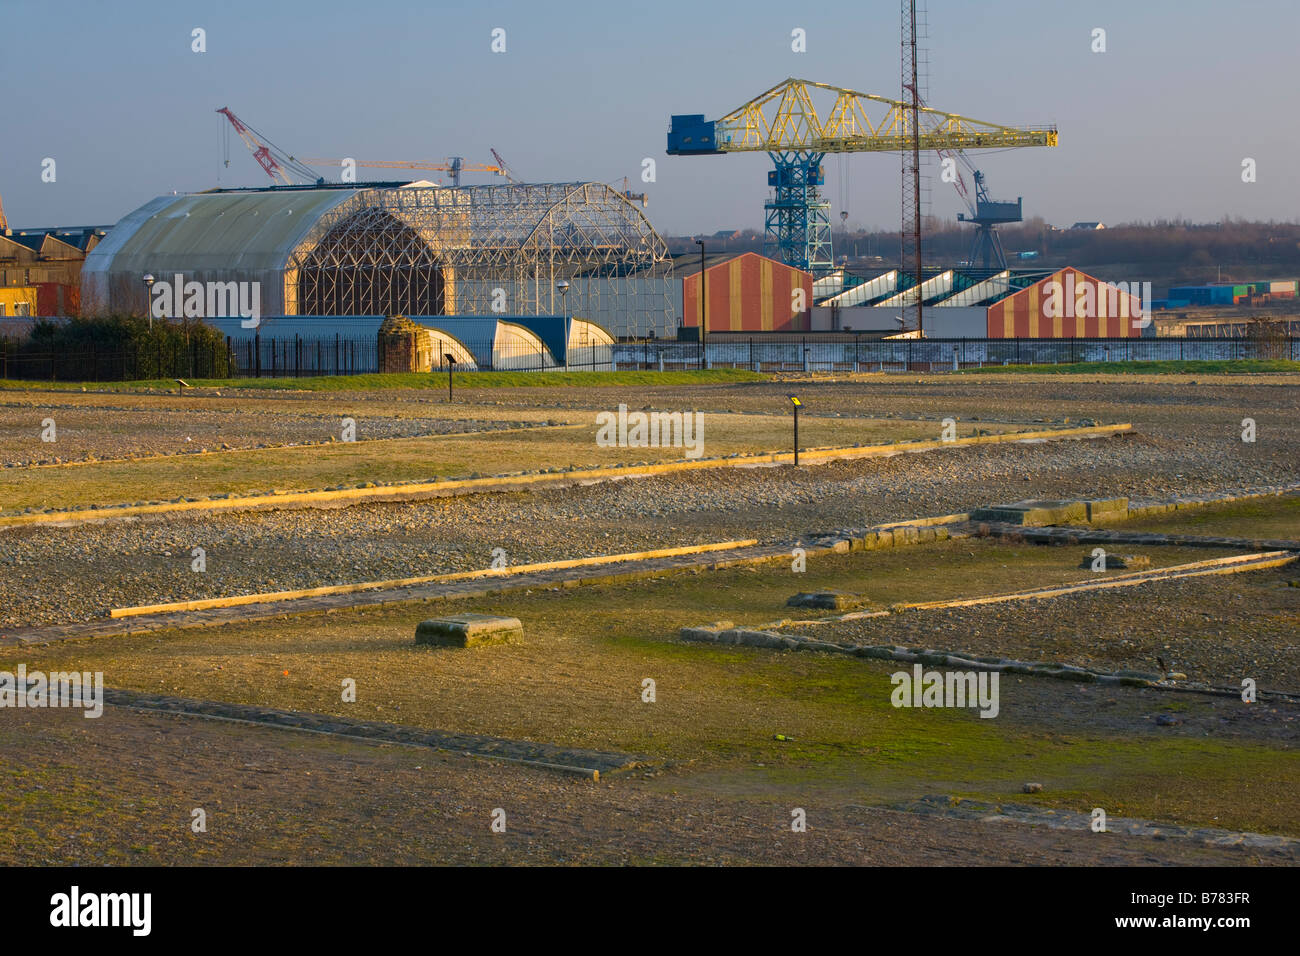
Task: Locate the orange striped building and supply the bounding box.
[682,252,813,333]
[986,268,1148,338]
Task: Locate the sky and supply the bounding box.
[2,0,1297,235]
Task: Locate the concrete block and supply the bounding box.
[416,613,522,647]
[1085,497,1130,522]
[971,499,1088,526]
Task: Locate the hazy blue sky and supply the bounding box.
[2,0,1297,234]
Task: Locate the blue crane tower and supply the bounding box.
[666,78,1056,277]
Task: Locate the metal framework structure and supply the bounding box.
[285,182,673,337]
[298,157,504,186]
[667,77,1056,279]
[901,0,925,333]
[704,78,1057,154]
[959,170,1021,270]
[765,152,833,276]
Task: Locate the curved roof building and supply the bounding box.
[82,182,673,337]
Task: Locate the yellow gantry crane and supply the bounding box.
[667,77,1057,273]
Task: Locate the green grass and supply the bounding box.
[1123,494,1300,540]
[958,358,1300,376]
[0,368,768,392]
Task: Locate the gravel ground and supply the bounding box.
[0,401,548,465]
[786,566,1300,692]
[2,379,1297,628]
[0,433,1295,628]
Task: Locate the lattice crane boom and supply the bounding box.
[299,157,504,186]
[668,77,1057,155]
[217,107,320,186]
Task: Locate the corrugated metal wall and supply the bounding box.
[986,268,1146,338]
[682,253,813,333]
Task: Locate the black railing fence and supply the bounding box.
[230,335,615,377]
[618,335,1300,371]
[2,333,1296,381]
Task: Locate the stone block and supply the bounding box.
[970,499,1088,526]
[786,590,864,611]
[415,613,522,647]
[1085,497,1130,522]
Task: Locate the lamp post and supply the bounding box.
[694,239,706,365]
[444,352,456,402]
[556,279,570,371]
[142,273,155,331]
[787,394,801,465]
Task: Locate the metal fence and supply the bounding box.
[616,336,1300,372]
[233,334,379,377]
[3,333,1296,381]
[227,334,614,376]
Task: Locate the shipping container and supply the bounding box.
[1169,286,1213,305]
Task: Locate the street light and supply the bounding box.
[444,352,456,402]
[142,273,156,331]
[787,394,802,466]
[556,279,570,371]
[694,238,707,363]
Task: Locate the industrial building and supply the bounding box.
[81,182,674,338]
[0,192,104,318]
[679,252,813,334]
[679,254,1150,339]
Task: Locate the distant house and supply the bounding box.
[1070,221,1106,230]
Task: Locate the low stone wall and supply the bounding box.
[678,622,1300,703]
